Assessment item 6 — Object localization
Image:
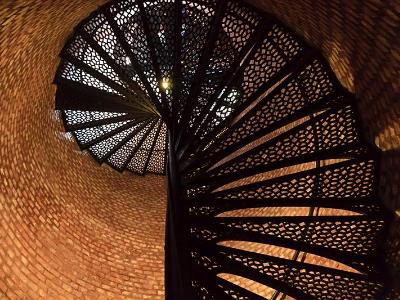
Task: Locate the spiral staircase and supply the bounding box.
[53,0,395,298]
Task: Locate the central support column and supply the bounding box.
[165,130,193,299]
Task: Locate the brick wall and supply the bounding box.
[0,1,166,299]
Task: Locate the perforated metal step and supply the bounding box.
[54,0,393,298]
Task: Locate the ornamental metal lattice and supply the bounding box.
[53,0,394,298]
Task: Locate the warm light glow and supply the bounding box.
[161,78,171,90]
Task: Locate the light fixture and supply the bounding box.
[161,77,171,90]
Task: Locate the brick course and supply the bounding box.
[1,1,166,298]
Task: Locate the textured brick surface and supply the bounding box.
[0,1,166,299]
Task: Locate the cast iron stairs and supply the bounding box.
[54,0,395,298]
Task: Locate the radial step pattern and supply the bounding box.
[54,0,394,299]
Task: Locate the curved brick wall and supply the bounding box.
[0,1,166,299]
[0,0,399,299]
